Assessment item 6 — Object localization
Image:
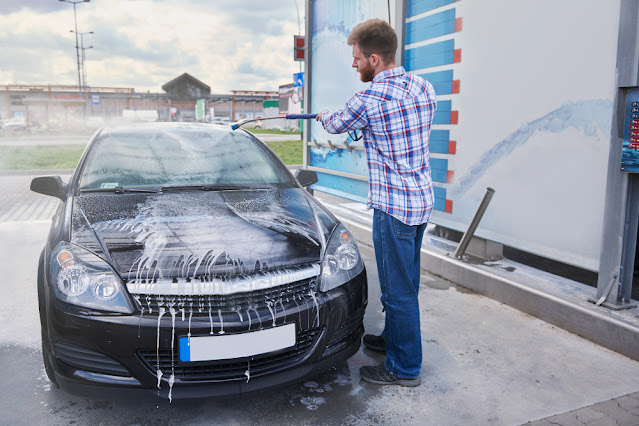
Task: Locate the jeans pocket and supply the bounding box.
[391,216,416,237]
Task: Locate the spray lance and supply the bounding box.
[231,113,318,130]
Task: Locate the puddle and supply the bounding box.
[422,275,474,293]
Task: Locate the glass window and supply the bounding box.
[78,124,294,190]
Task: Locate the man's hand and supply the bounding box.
[315,110,329,122]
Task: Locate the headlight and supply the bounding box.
[319,224,364,292]
[50,242,134,313]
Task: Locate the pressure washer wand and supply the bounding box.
[231,113,318,130]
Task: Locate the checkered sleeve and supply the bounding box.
[321,93,368,134]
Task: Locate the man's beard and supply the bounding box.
[358,61,375,82]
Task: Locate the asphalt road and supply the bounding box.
[2,174,639,425]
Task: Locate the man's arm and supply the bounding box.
[316,93,368,134]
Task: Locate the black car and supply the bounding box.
[31,123,367,401]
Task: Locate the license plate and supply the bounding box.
[179,323,296,362]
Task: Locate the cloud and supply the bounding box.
[0,0,62,14]
[0,0,303,93]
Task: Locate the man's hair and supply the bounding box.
[347,19,397,65]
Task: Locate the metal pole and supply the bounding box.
[303,0,313,170]
[59,1,90,98]
[294,0,302,74]
[80,34,85,89]
[72,3,82,99]
[454,188,496,258]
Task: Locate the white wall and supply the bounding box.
[423,0,621,270]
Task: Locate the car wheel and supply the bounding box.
[38,250,59,387]
[42,338,59,387]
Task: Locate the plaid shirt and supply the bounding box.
[321,66,437,225]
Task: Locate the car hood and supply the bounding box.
[70,188,336,281]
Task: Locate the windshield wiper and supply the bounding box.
[161,184,248,192]
[80,186,162,194]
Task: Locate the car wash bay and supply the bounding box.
[1,172,639,425]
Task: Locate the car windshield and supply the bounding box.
[78,124,294,190]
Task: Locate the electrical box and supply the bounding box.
[620,87,639,172]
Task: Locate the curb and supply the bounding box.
[317,196,639,363]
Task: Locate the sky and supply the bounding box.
[0,0,304,94]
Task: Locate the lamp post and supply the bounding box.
[72,30,94,89]
[81,44,93,89]
[58,0,90,98]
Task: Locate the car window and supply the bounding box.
[78,125,294,190]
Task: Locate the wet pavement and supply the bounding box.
[1,173,639,425]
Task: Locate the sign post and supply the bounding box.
[195,99,206,122]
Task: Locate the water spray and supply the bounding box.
[231,113,318,131]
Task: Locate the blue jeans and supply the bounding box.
[373,209,427,379]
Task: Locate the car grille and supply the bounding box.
[55,341,131,377]
[137,327,322,381]
[130,277,316,315]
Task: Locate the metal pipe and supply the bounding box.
[454,187,496,258]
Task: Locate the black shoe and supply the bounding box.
[363,334,386,353]
[359,364,421,387]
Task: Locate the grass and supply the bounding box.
[0,145,85,170]
[0,140,303,170]
[264,140,303,165]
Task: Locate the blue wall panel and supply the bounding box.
[431,158,448,171]
[431,81,454,95]
[436,100,451,112]
[434,186,446,200]
[405,40,456,71]
[405,39,454,61]
[405,9,456,44]
[430,129,450,141]
[433,197,446,211]
[431,158,449,183]
[432,170,447,183]
[407,0,456,18]
[311,172,368,203]
[421,70,454,83]
[309,146,368,177]
[430,140,449,153]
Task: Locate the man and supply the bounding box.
[316,18,437,387]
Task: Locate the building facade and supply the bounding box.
[1,73,277,130]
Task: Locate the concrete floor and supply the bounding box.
[1,175,639,425]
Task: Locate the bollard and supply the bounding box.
[454,187,496,259]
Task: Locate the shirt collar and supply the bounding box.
[373,66,406,83]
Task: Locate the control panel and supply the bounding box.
[621,87,639,172]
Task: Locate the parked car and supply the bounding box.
[31,122,367,401]
[3,117,27,131]
[210,117,230,126]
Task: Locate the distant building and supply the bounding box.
[0,73,277,130]
[162,73,211,100]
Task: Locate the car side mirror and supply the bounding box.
[294,169,318,187]
[30,176,68,201]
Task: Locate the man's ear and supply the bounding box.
[369,53,380,67]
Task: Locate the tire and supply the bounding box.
[42,339,59,387]
[38,250,59,387]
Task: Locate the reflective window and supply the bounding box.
[79,124,293,190]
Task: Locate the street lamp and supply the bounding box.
[81,45,93,89]
[58,0,90,98]
[71,30,94,90]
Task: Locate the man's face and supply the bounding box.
[352,43,375,83]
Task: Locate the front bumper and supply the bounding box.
[43,270,367,399]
